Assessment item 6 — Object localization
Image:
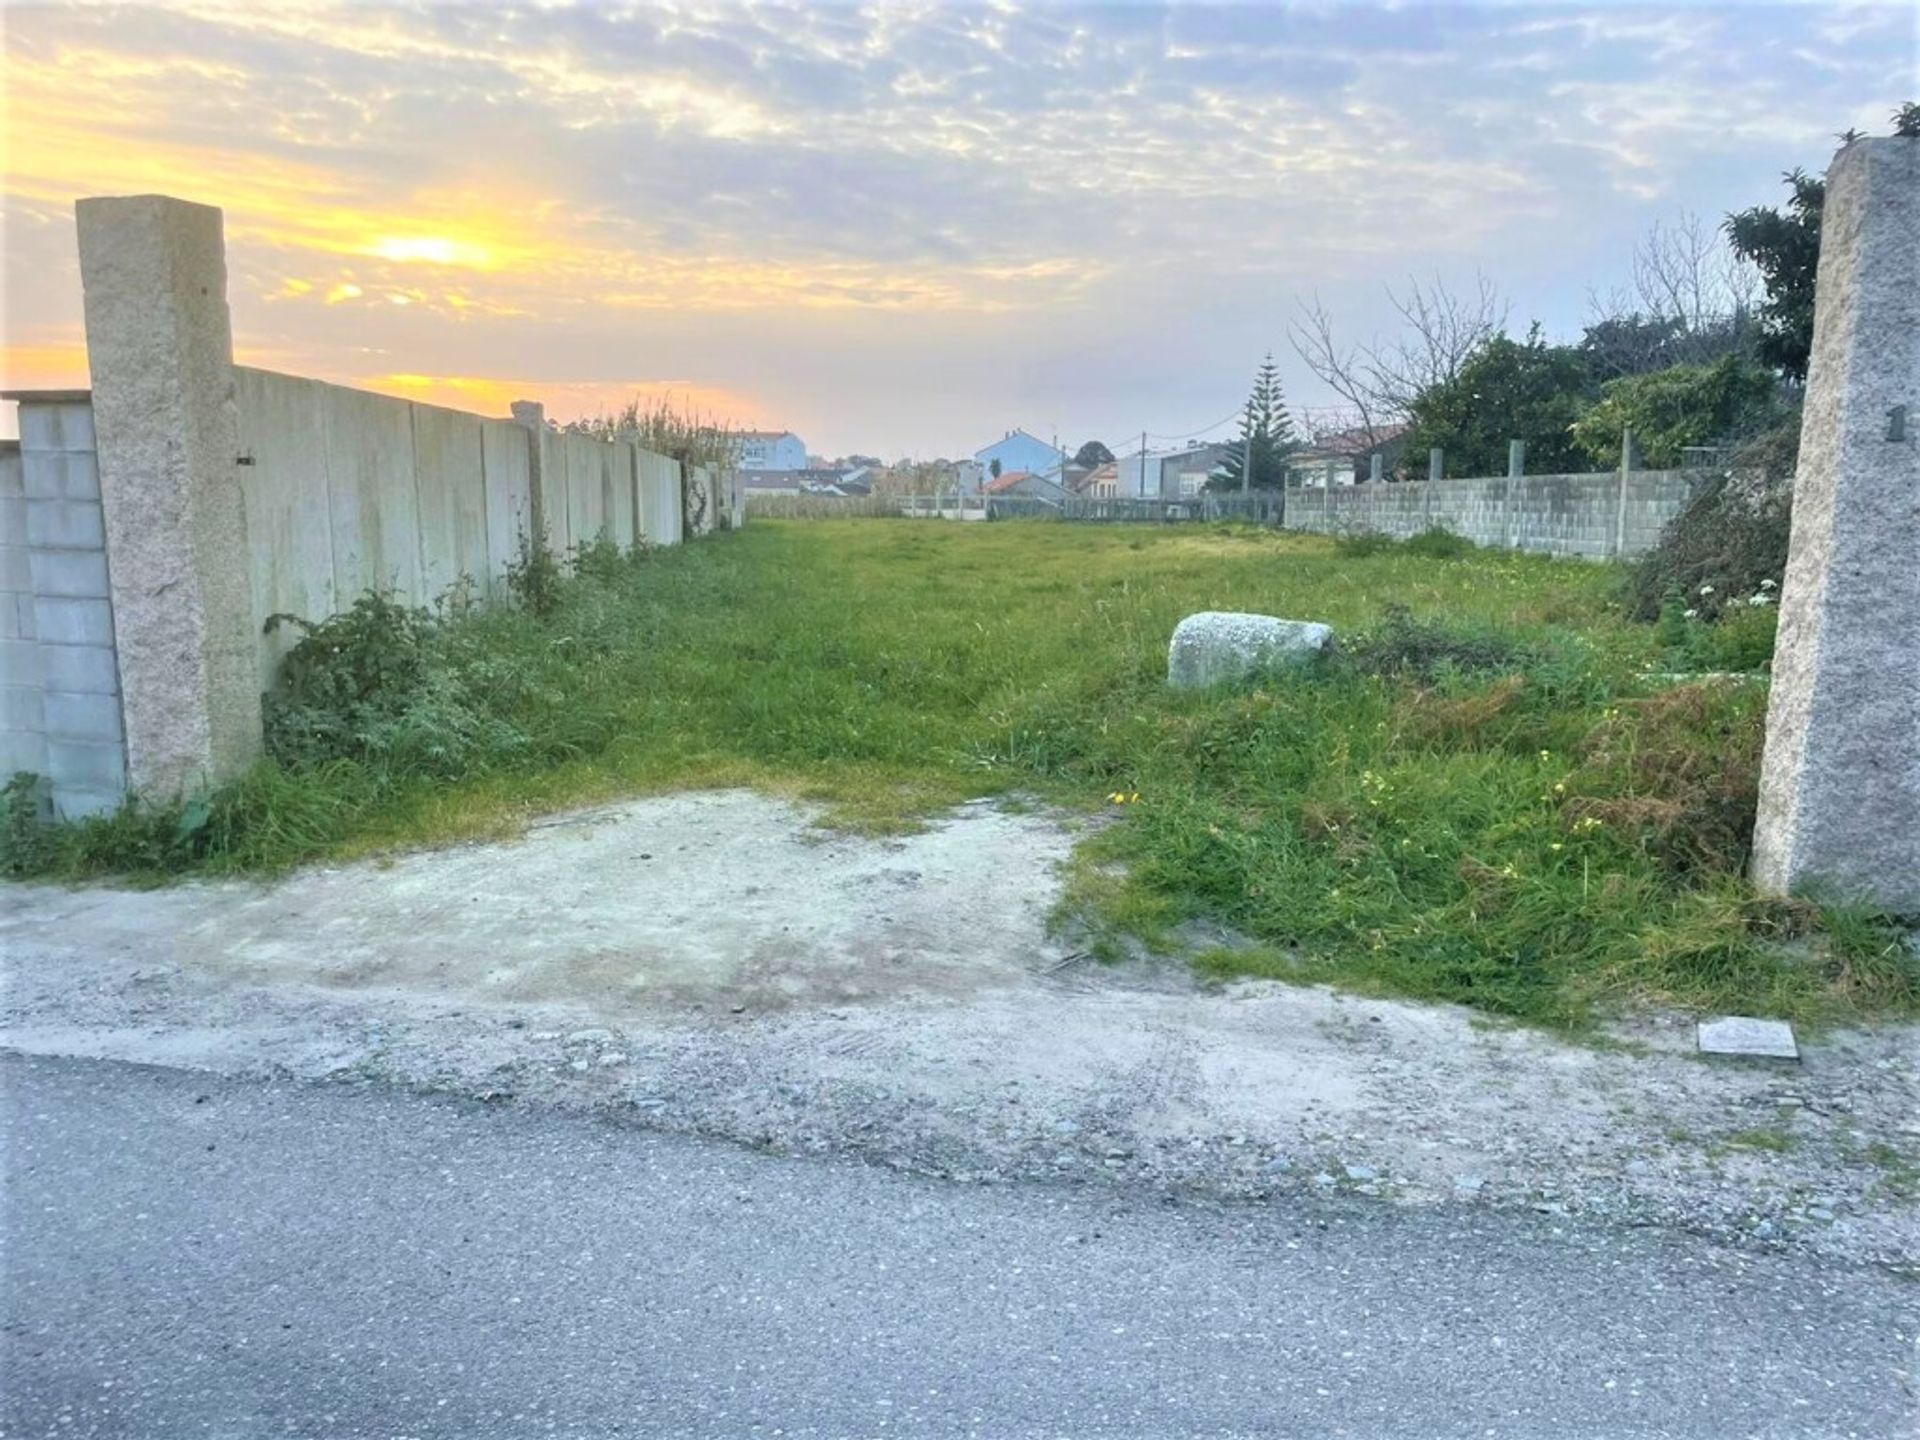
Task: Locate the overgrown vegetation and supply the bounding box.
[4,522,1910,1028]
[1623,420,1797,625]
[570,395,741,534]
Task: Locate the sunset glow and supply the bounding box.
[3,2,1912,452]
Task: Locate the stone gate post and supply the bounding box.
[1752,138,1920,910]
[75,194,259,799]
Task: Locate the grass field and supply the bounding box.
[6,519,1913,1028]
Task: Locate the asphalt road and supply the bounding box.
[2,1054,1913,1440]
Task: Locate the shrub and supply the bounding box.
[264,591,436,767]
[263,592,529,778]
[1622,419,1796,622]
[1571,355,1782,469]
[1,772,53,877]
[1332,529,1399,558]
[506,525,564,618]
[1338,604,1536,682]
[1399,526,1477,560]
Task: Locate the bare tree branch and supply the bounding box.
[1287,272,1507,448]
[1286,293,1391,449]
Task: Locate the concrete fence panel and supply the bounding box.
[637,450,683,546]
[234,369,339,691]
[409,401,492,601]
[315,377,423,606]
[480,421,534,592]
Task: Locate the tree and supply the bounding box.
[1213,353,1297,490]
[1570,354,1782,468]
[989,457,1002,479]
[1400,327,1596,476]
[1073,439,1114,468]
[1724,103,1918,382]
[1287,272,1507,451]
[1581,211,1757,378]
[1724,169,1824,382]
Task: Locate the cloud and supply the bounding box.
[3,1,1911,454]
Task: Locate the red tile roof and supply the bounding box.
[984,470,1033,494]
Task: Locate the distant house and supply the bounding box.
[974,430,1066,486]
[1110,442,1232,499]
[1287,424,1410,487]
[983,469,1069,503]
[742,465,867,497]
[1159,442,1235,498]
[1075,461,1119,498]
[739,430,808,470]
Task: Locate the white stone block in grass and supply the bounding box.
[1168,611,1332,690]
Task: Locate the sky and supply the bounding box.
[1,2,1913,459]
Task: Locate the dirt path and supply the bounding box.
[4,791,1915,1265]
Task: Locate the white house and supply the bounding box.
[739,430,808,470]
[974,429,1065,485]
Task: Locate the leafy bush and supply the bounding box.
[1623,419,1796,622]
[1,772,52,876]
[263,592,436,767]
[1570,355,1782,469]
[263,591,528,778]
[506,525,564,618]
[1400,328,1597,476]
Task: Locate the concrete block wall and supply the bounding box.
[3,399,129,817]
[1,441,44,783]
[1284,469,1697,559]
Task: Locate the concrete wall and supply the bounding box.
[233,370,703,691]
[637,449,684,547]
[8,190,734,811]
[1282,469,1697,559]
[234,368,545,690]
[2,401,129,817]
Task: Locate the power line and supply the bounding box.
[1143,407,1245,443]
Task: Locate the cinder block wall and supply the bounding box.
[1,441,45,784]
[4,399,129,817]
[1283,470,1698,558]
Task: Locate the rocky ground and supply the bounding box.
[4,790,1916,1268]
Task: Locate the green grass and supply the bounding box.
[7,519,1915,1028]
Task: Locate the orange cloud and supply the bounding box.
[359,373,767,429]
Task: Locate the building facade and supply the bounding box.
[739,430,808,470]
[974,430,1065,484]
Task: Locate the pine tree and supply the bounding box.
[1214,354,1297,490]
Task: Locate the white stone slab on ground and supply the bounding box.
[1697,1016,1800,1060]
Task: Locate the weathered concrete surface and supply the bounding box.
[1168,611,1331,689]
[75,194,259,797]
[5,791,1916,1265]
[1754,138,1920,912]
